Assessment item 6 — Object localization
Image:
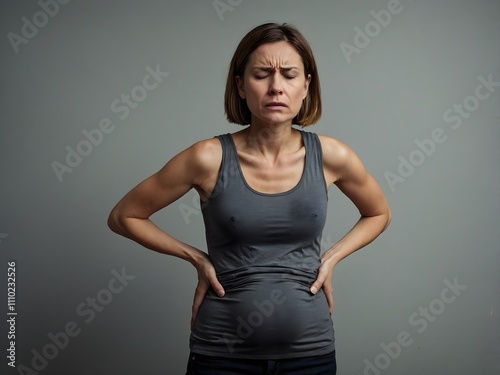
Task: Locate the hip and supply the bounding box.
[190,276,335,358]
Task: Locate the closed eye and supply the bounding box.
[254,74,296,80]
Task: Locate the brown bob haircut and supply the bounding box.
[224,23,321,126]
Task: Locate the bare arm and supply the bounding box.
[108,139,214,261]
[107,138,225,326]
[310,136,392,311]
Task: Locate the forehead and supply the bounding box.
[247,41,303,68]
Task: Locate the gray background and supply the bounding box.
[1,0,499,374]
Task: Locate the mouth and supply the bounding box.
[265,102,288,108]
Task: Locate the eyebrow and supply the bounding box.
[253,66,299,72]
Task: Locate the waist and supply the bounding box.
[190,272,334,358]
[216,265,318,288]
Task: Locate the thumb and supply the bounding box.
[209,273,225,297]
[310,274,326,294]
[310,268,327,295]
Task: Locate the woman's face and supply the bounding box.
[236,41,311,127]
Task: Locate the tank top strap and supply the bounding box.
[299,130,328,196]
[214,133,239,176]
[214,133,232,165]
[204,133,238,202]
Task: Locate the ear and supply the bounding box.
[235,75,246,99]
[303,74,311,100]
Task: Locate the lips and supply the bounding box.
[265,102,287,107]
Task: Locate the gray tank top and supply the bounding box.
[189,130,335,359]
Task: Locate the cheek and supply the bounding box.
[293,80,307,96]
[290,87,306,107]
[244,84,265,105]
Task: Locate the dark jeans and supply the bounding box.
[185,350,336,375]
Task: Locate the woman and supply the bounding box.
[108,23,391,375]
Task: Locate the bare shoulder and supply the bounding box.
[317,133,390,219]
[188,137,222,169]
[317,134,365,183]
[317,134,352,166]
[152,136,222,187]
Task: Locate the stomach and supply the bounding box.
[190,270,335,359]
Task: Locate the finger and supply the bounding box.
[310,266,328,294]
[208,273,225,297]
[323,284,334,314]
[190,313,196,329]
[191,282,208,328]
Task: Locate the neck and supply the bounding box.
[241,119,299,159]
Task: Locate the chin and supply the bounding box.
[256,113,294,125]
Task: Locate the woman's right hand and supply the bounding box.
[106,137,226,328]
[191,254,225,329]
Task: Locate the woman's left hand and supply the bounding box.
[310,258,336,314]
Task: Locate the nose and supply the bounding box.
[268,73,283,95]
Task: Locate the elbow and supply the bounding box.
[107,208,124,235]
[383,206,392,232]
